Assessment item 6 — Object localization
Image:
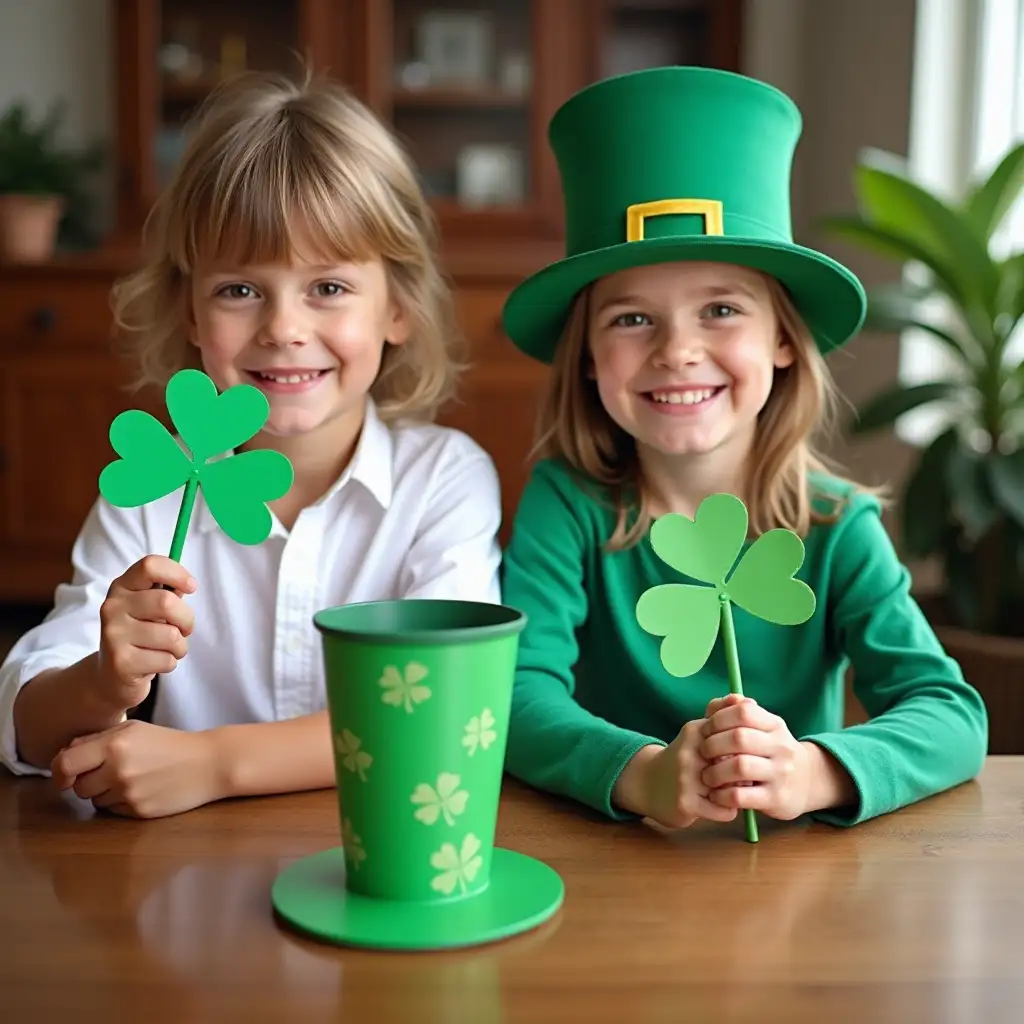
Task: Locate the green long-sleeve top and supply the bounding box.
[501,458,988,825]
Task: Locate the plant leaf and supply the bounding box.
[636,583,720,677]
[725,530,815,625]
[854,154,999,313]
[1008,359,1024,404]
[900,427,957,558]
[649,494,747,585]
[947,447,999,542]
[965,142,1024,240]
[198,448,293,545]
[820,215,944,267]
[943,526,982,630]
[98,409,193,507]
[864,283,977,366]
[824,217,997,344]
[166,369,271,463]
[996,252,1024,327]
[987,450,1024,529]
[850,381,965,433]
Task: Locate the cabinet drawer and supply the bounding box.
[0,277,118,351]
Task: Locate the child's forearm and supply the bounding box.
[12,654,126,768]
[209,710,336,799]
[799,741,858,814]
[611,743,662,816]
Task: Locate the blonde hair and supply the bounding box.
[112,71,463,422]
[535,273,875,549]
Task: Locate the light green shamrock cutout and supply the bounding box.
[411,772,469,826]
[430,834,483,896]
[635,493,816,844]
[379,662,432,713]
[98,369,293,561]
[637,493,816,677]
[462,708,497,756]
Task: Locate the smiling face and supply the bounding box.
[188,249,409,446]
[587,261,794,470]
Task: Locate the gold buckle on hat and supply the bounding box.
[626,199,724,241]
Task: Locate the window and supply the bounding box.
[900,0,1024,443]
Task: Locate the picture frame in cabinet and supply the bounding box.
[416,10,494,87]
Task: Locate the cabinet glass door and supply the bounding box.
[155,0,302,187]
[390,0,533,211]
[596,1,742,80]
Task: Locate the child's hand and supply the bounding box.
[50,720,223,818]
[96,556,196,713]
[698,694,813,820]
[613,721,740,829]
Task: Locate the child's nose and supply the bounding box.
[260,300,309,346]
[654,324,703,367]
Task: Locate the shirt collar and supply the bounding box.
[195,399,394,535]
[321,398,394,510]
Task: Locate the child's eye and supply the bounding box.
[703,302,739,319]
[314,281,348,298]
[610,312,652,328]
[217,283,257,300]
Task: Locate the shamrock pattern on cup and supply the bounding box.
[430,834,484,896]
[334,728,372,782]
[411,772,469,826]
[462,708,497,756]
[379,661,432,713]
[341,818,367,871]
[330,654,513,900]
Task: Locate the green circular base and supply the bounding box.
[271,846,564,951]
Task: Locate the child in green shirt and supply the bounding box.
[498,67,987,830]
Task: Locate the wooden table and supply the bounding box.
[3,759,1024,1023]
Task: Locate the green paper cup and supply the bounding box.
[315,599,526,903]
[272,598,564,950]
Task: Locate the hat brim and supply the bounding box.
[501,236,866,363]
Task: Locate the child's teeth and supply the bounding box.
[652,388,717,405]
[260,372,319,383]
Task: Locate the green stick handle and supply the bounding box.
[154,473,199,595]
[139,472,200,722]
[169,472,200,564]
[719,594,759,844]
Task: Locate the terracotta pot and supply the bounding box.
[0,193,63,262]
[918,595,1024,754]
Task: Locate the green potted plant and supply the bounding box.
[823,144,1024,752]
[0,99,103,262]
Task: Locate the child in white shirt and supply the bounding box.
[0,72,501,817]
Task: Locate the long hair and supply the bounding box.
[112,70,463,422]
[533,273,874,548]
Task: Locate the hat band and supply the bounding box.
[625,199,724,241]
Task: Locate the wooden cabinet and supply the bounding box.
[0,0,742,603]
[0,263,169,600]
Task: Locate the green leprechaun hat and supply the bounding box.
[502,66,866,363]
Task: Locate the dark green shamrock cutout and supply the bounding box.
[635,492,816,843]
[99,369,293,561]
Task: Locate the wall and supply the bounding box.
[0,0,113,227]
[744,0,919,502]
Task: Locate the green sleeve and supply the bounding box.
[803,496,988,826]
[501,462,664,818]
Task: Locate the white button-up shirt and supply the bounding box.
[0,401,502,775]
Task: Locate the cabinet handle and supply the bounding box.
[32,307,56,332]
